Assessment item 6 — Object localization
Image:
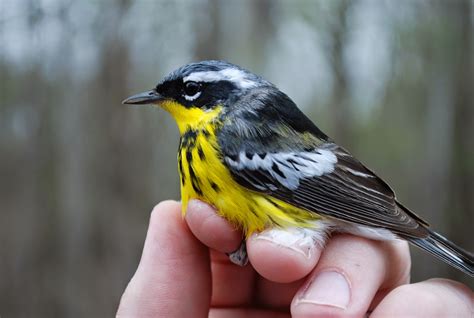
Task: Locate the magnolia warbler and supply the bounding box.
[123,60,473,276]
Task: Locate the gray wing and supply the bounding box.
[223,142,429,239]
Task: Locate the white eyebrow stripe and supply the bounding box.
[183,68,258,89]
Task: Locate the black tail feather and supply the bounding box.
[409,229,474,277]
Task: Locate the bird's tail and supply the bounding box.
[409,229,474,277]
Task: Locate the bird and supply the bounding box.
[123,60,473,276]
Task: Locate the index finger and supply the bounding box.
[186,199,242,253]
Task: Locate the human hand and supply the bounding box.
[117,200,473,317]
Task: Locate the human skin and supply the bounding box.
[117,200,473,317]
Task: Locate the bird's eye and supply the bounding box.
[183,81,201,97]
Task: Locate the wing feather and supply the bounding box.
[216,89,427,238]
[222,142,428,238]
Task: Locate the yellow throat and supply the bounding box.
[160,100,223,133]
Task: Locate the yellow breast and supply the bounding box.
[179,125,320,235]
[160,100,319,236]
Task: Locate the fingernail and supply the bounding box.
[296,271,351,309]
[252,227,316,258]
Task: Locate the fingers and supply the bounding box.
[209,308,291,318]
[186,199,242,253]
[185,200,308,308]
[117,201,211,318]
[186,200,322,284]
[247,228,322,283]
[185,200,413,316]
[254,278,303,310]
[210,250,256,307]
[185,200,255,307]
[371,278,474,317]
[290,234,410,317]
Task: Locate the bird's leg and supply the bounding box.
[227,240,248,266]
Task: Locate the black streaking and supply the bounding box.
[185,150,202,195]
[267,214,279,226]
[178,151,186,185]
[178,160,186,185]
[295,153,317,163]
[197,145,206,161]
[188,164,203,196]
[186,149,193,164]
[287,158,303,171]
[202,129,211,138]
[230,168,286,194]
[266,197,281,209]
[274,159,292,169]
[271,162,285,179]
[181,129,198,149]
[249,206,258,217]
[210,181,220,192]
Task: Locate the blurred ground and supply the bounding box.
[0,0,473,316]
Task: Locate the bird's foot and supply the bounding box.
[227,240,248,266]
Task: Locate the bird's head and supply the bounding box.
[123,60,272,132]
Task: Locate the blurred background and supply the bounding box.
[1,0,473,316]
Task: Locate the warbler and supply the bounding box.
[123,60,473,276]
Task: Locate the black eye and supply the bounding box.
[183,81,201,96]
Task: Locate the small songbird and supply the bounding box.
[123,60,473,276]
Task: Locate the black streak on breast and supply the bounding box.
[178,151,186,185]
[210,181,220,192]
[179,129,202,193]
[185,143,203,196]
[197,145,206,161]
[181,129,198,149]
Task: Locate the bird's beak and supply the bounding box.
[122,90,164,105]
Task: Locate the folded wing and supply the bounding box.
[223,142,429,239]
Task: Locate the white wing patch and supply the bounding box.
[183,68,258,89]
[225,149,337,190]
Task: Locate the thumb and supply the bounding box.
[117,201,211,318]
